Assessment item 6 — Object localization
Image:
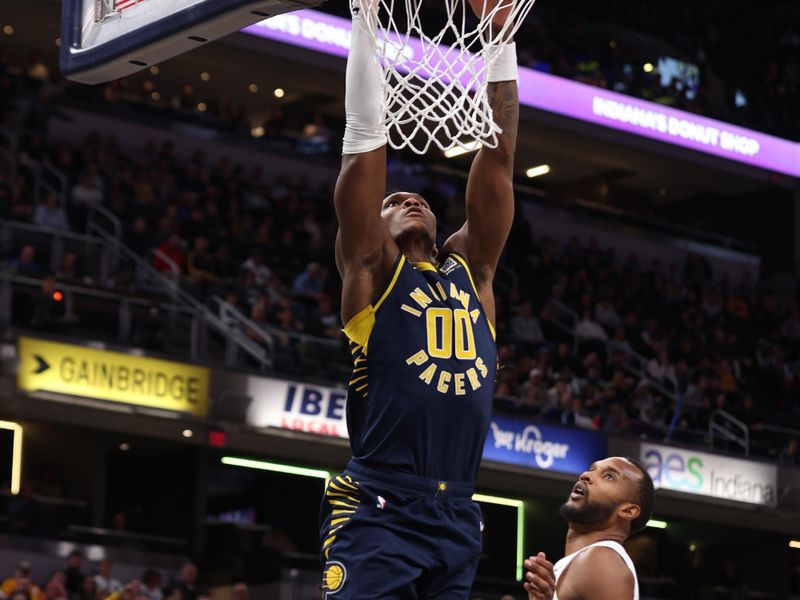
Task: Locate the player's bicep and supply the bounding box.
[334,147,389,268]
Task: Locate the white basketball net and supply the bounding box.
[357,0,537,155]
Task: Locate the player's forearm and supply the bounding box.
[485,41,519,165]
[486,79,518,164]
[342,0,387,155]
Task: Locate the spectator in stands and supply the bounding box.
[44,571,67,600]
[94,560,122,596]
[594,296,621,330]
[162,588,182,600]
[647,345,678,392]
[9,245,44,276]
[241,250,271,287]
[511,301,545,353]
[186,236,218,289]
[607,326,634,358]
[232,584,249,600]
[56,253,89,285]
[124,217,154,257]
[2,561,42,600]
[33,192,69,231]
[574,308,609,344]
[312,294,342,339]
[153,234,186,274]
[140,569,163,600]
[74,574,97,600]
[71,169,104,205]
[176,563,198,600]
[780,437,800,465]
[64,552,84,596]
[518,368,548,414]
[107,579,140,600]
[291,262,325,302]
[9,179,34,222]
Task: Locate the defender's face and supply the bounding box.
[559,457,640,525]
[381,192,437,248]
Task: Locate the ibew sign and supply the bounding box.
[483,416,607,474]
[246,377,348,438]
[640,443,777,507]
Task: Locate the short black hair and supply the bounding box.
[623,457,655,534]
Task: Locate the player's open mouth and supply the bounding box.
[569,482,586,500]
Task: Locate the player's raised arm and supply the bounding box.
[334,0,396,321]
[443,0,518,326]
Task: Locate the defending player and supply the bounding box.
[523,457,655,600]
[318,0,520,597]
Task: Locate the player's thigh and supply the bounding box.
[322,521,423,599]
[422,501,483,600]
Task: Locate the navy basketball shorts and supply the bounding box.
[319,459,483,599]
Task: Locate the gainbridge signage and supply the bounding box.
[17,337,209,416]
[246,376,348,438]
[640,443,777,507]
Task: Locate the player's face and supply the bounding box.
[559,457,640,526]
[381,192,437,249]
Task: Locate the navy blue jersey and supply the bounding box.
[342,252,497,483]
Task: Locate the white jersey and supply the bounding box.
[552,540,639,600]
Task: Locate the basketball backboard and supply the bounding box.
[60,0,326,85]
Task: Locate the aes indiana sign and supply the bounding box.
[246,376,348,438]
[640,442,777,507]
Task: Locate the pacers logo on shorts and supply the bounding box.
[322,561,347,595]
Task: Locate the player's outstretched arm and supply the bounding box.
[334,0,396,323]
[442,1,518,327]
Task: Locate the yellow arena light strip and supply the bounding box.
[646,519,667,529]
[473,493,525,582]
[221,456,331,484]
[0,421,23,495]
[789,540,800,550]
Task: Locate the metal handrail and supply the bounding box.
[0,271,193,309]
[89,224,272,369]
[210,296,275,355]
[85,203,122,240]
[1,218,104,245]
[42,159,68,198]
[548,297,680,435]
[709,409,750,456]
[149,247,180,280]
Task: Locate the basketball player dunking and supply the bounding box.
[318,0,526,597]
[523,457,655,600]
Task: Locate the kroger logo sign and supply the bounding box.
[483,416,606,475]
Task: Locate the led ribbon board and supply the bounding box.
[244,11,800,177]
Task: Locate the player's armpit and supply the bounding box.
[562,547,635,600]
